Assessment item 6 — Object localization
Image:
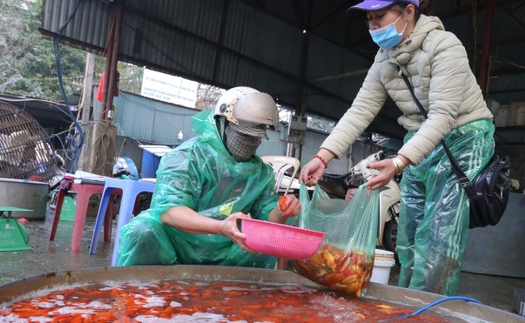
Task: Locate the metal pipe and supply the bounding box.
[100,8,116,120]
[478,3,495,96]
[310,68,370,82]
[105,1,124,121]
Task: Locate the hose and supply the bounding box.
[395,296,482,321]
[53,0,85,173]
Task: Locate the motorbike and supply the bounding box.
[318,151,401,262]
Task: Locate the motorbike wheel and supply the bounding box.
[382,210,399,264]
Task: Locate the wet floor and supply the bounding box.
[1,205,525,317]
[0,207,113,286]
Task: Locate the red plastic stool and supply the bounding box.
[49,176,121,253]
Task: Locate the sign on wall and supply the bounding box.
[140,69,198,108]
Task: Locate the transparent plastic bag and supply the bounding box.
[293,183,379,297]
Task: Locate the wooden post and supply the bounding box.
[105,1,124,120]
[80,52,95,123]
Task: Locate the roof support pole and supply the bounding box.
[211,0,230,84]
[80,52,95,123]
[290,0,313,165]
[100,7,115,121]
[104,1,124,121]
[478,2,495,96]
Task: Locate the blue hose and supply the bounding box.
[396,296,482,320]
[53,0,85,173]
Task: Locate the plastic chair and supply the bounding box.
[89,178,156,266]
[50,176,120,253]
[261,156,301,195]
[260,156,301,270]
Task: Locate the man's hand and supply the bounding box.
[219,212,256,253]
[278,195,301,218]
[269,194,301,224]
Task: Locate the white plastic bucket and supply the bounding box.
[371,249,395,285]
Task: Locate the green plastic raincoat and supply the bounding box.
[118,109,283,268]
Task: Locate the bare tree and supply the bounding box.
[196,84,225,110]
[0,0,29,92]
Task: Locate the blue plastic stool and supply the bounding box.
[89,178,156,266]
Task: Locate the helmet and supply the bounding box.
[214,87,279,130]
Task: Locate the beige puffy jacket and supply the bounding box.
[321,15,493,165]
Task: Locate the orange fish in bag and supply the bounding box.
[294,183,379,298]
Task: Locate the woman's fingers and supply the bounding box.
[366,159,395,190]
[299,159,324,184]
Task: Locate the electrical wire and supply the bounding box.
[122,21,192,74]
[52,0,85,173]
[0,96,74,119]
[493,57,525,70]
[49,134,75,161]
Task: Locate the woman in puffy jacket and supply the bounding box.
[299,0,494,296]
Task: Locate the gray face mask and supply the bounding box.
[224,124,261,162]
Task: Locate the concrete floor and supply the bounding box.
[1,206,525,318]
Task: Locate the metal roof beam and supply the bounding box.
[238,0,373,62]
[444,0,525,18]
[291,0,308,28]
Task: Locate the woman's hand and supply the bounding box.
[219,212,256,253]
[299,149,335,185]
[299,158,326,186]
[365,159,396,190]
[366,155,410,190]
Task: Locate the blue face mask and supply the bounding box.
[369,12,409,50]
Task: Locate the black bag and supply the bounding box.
[462,156,511,228]
[397,66,511,229]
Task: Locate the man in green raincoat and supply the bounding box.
[118,87,301,268]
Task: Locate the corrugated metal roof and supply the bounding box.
[41,0,112,50]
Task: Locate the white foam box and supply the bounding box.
[494,105,509,127]
[509,102,525,126]
[513,106,525,126]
